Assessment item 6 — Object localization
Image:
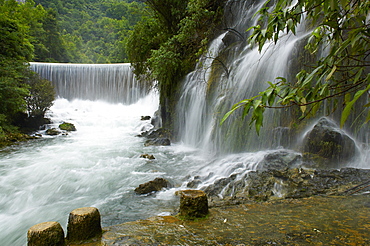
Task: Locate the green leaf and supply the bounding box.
[242,101,252,119]
[340,84,370,127]
[302,65,324,87]
[325,65,336,81]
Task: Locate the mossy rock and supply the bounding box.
[179,190,209,220]
[46,128,61,136]
[27,221,65,246]
[66,207,102,242]
[302,118,357,167]
[134,178,169,195]
[59,122,76,131]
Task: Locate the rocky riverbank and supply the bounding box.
[70,167,369,246]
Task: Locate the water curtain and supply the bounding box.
[30,62,149,104]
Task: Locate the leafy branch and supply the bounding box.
[222,0,370,132]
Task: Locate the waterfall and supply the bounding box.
[175,0,369,162]
[176,0,309,153]
[30,62,149,104]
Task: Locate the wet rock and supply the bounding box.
[147,128,171,139]
[257,150,302,170]
[140,154,155,160]
[203,167,370,204]
[59,122,76,131]
[137,128,171,139]
[150,110,162,128]
[179,190,209,220]
[27,221,65,246]
[187,176,202,188]
[66,207,102,242]
[144,138,171,146]
[46,128,61,136]
[141,116,151,121]
[134,178,169,195]
[302,117,358,168]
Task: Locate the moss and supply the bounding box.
[0,132,38,148]
[59,122,76,131]
[177,213,210,222]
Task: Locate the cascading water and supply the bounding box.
[175,0,369,201]
[30,62,149,104]
[176,0,369,157]
[0,80,211,245]
[1,1,369,245]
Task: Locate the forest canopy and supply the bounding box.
[34,0,145,63]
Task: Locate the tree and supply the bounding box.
[127,0,226,127]
[222,0,370,133]
[0,0,55,136]
[24,71,55,118]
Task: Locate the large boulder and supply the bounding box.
[302,118,358,168]
[134,178,169,195]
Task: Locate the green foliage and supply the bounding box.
[223,0,370,132]
[34,0,145,63]
[127,0,226,126]
[0,0,56,139]
[23,71,55,117]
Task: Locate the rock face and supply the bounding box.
[66,207,102,242]
[27,221,65,246]
[179,190,209,220]
[302,118,358,168]
[134,178,169,195]
[138,128,171,146]
[144,138,171,146]
[59,122,76,131]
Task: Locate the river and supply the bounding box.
[0,93,213,245]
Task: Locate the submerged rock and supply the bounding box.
[141,116,151,121]
[302,117,358,168]
[134,178,169,195]
[140,154,155,160]
[46,128,61,136]
[59,122,76,131]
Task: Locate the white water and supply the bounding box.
[30,62,149,104]
[0,93,189,245]
[1,92,288,245]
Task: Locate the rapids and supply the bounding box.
[0,94,199,245]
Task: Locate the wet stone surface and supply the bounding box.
[77,194,370,246]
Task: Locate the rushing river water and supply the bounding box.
[0,94,212,245]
